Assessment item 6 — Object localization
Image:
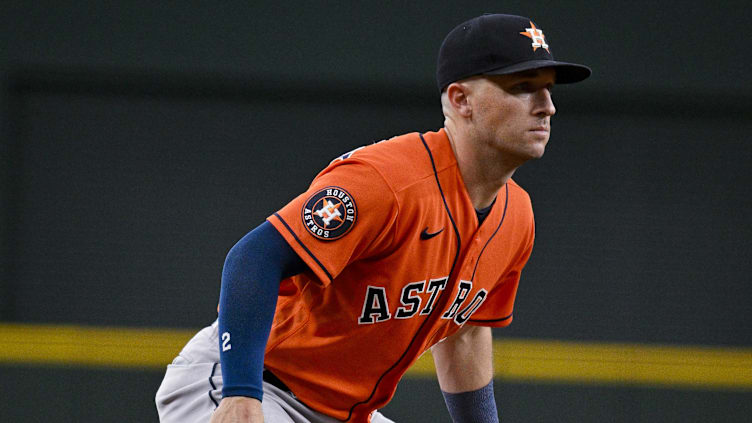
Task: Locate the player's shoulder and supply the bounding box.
[326,132,436,190]
[507,178,530,199]
[506,178,534,213]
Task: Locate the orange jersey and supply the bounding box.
[266,129,535,422]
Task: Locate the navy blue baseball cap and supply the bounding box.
[437,14,591,91]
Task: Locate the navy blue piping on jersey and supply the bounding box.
[468,184,513,324]
[345,132,463,421]
[467,311,514,324]
[273,212,333,283]
[208,362,220,408]
[470,183,509,282]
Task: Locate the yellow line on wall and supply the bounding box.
[411,339,752,390]
[1,323,751,390]
[0,323,196,369]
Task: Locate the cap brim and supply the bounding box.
[484,59,591,84]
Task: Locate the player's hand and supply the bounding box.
[209,396,264,423]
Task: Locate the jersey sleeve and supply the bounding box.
[467,219,535,328]
[267,159,398,286]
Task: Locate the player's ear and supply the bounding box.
[445,82,472,118]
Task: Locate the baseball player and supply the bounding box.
[156,13,590,423]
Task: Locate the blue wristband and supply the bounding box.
[441,380,499,423]
[218,221,306,401]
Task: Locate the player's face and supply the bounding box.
[470,68,557,163]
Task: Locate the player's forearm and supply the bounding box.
[217,221,305,401]
[432,325,494,392]
[432,325,499,422]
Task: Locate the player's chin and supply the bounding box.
[527,148,546,161]
[525,135,549,159]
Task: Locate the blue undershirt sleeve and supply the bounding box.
[217,220,307,401]
[441,380,499,423]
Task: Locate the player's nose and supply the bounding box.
[534,88,556,117]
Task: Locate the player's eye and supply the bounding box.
[510,82,531,93]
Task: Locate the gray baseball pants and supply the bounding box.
[155,320,395,423]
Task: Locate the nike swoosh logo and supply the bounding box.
[420,227,444,240]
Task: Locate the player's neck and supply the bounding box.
[462,158,516,210]
[444,126,517,210]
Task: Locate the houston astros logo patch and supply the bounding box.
[302,186,357,241]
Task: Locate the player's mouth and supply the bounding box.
[529,126,550,137]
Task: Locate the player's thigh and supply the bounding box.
[260,392,295,423]
[262,383,397,423]
[155,322,222,423]
[370,410,396,423]
[156,360,222,423]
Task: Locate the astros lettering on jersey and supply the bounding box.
[266,129,535,422]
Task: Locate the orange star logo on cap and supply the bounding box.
[520,21,550,53]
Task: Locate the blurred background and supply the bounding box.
[1,1,751,422]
